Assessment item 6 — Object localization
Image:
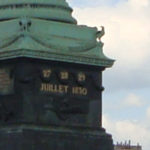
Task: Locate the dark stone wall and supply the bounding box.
[0,58,104,128]
[0,58,114,150]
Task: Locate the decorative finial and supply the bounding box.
[96,26,105,42]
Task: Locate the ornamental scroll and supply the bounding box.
[40,69,88,96]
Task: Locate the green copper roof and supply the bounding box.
[0,0,69,7]
[0,0,76,24]
[0,0,114,67]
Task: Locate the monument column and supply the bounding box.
[0,0,114,150]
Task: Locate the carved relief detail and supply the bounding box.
[0,68,14,95]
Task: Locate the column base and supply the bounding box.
[0,125,114,150]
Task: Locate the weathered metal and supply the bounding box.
[0,0,77,24]
[0,0,114,150]
[0,0,114,67]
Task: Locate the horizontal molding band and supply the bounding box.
[0,3,72,12]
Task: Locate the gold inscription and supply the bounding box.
[78,72,86,82]
[43,69,51,78]
[40,83,69,94]
[60,71,69,80]
[40,83,88,96]
[72,87,88,96]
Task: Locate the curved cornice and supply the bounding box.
[0,16,114,67]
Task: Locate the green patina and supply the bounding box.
[0,0,114,67]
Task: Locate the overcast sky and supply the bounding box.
[67,0,150,149]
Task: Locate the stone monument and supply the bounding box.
[0,0,114,149]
